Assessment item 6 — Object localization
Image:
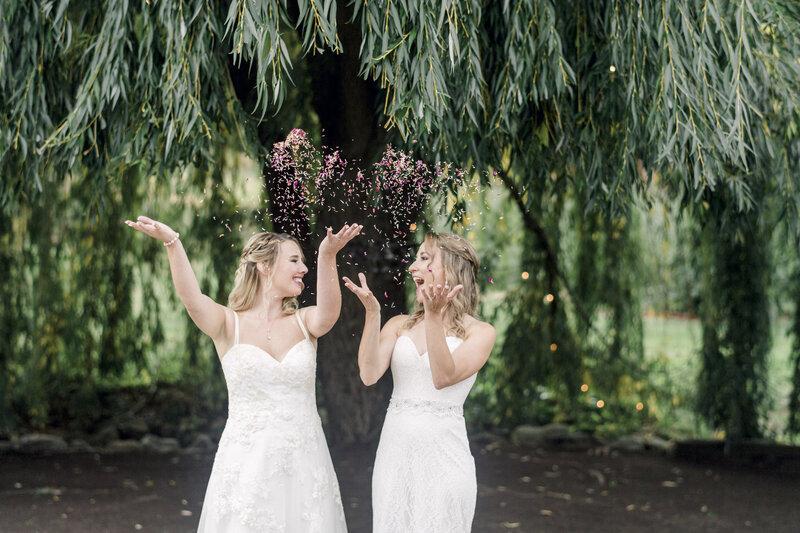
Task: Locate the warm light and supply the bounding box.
[636,402,644,411]
[596,400,605,408]
[550,343,558,352]
[580,384,589,392]
[545,294,554,302]
[521,271,530,280]
[609,65,616,72]
[410,223,417,231]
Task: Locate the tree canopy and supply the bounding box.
[4,1,800,218]
[3,0,800,445]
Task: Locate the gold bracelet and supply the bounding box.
[163,233,180,247]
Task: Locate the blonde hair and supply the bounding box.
[404,232,480,338]
[227,232,302,313]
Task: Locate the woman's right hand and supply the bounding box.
[125,216,178,244]
[343,273,380,314]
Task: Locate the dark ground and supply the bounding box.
[1,439,799,533]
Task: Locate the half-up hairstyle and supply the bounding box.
[405,232,480,338]
[228,232,303,314]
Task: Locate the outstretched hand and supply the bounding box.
[420,282,463,316]
[343,273,380,314]
[319,223,363,256]
[125,216,178,244]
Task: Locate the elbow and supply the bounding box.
[432,377,452,390]
[359,370,378,387]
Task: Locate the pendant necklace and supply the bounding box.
[257,309,277,341]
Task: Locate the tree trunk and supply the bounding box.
[261,10,420,445]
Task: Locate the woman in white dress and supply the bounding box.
[126,215,360,533]
[343,232,496,533]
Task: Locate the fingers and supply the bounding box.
[342,276,358,293]
[125,219,147,232]
[334,223,363,241]
[358,272,370,290]
[446,284,464,300]
[342,274,376,309]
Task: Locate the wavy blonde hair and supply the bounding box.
[404,232,480,338]
[227,232,303,313]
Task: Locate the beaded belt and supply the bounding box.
[387,397,463,417]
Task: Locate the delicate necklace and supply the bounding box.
[256,309,280,340]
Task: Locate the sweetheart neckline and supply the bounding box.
[222,338,312,364]
[397,334,462,357]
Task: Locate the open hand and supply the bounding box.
[420,282,463,316]
[319,223,363,256]
[343,273,380,314]
[125,216,177,244]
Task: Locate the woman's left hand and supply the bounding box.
[319,223,363,256]
[420,283,463,316]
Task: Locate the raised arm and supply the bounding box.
[422,283,496,389]
[125,216,227,340]
[343,273,404,386]
[303,224,362,338]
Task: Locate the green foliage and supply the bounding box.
[465,184,646,437]
[0,168,162,430]
[636,187,701,315]
[789,264,800,438]
[696,190,772,444]
[3,0,800,443]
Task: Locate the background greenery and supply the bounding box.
[3,0,800,448]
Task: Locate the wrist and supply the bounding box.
[425,311,444,324]
[163,232,180,247]
[318,247,338,259]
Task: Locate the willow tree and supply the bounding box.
[3,0,800,444]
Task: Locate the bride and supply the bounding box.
[126,215,360,532]
[344,231,496,532]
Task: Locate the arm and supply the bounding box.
[422,283,496,389]
[304,224,363,338]
[125,216,227,340]
[343,273,405,386]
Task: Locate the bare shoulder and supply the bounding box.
[382,314,409,334]
[465,317,496,341]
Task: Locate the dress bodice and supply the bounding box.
[374,334,478,532]
[389,335,475,408]
[218,313,319,443]
[199,311,348,532]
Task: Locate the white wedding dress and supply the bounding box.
[372,335,477,533]
[197,312,347,532]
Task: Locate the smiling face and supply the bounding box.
[262,240,307,297]
[408,239,447,303]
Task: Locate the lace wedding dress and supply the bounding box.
[197,312,347,532]
[372,335,477,533]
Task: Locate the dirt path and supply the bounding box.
[2,440,798,532]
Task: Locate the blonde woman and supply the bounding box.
[343,232,496,532]
[126,215,361,532]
